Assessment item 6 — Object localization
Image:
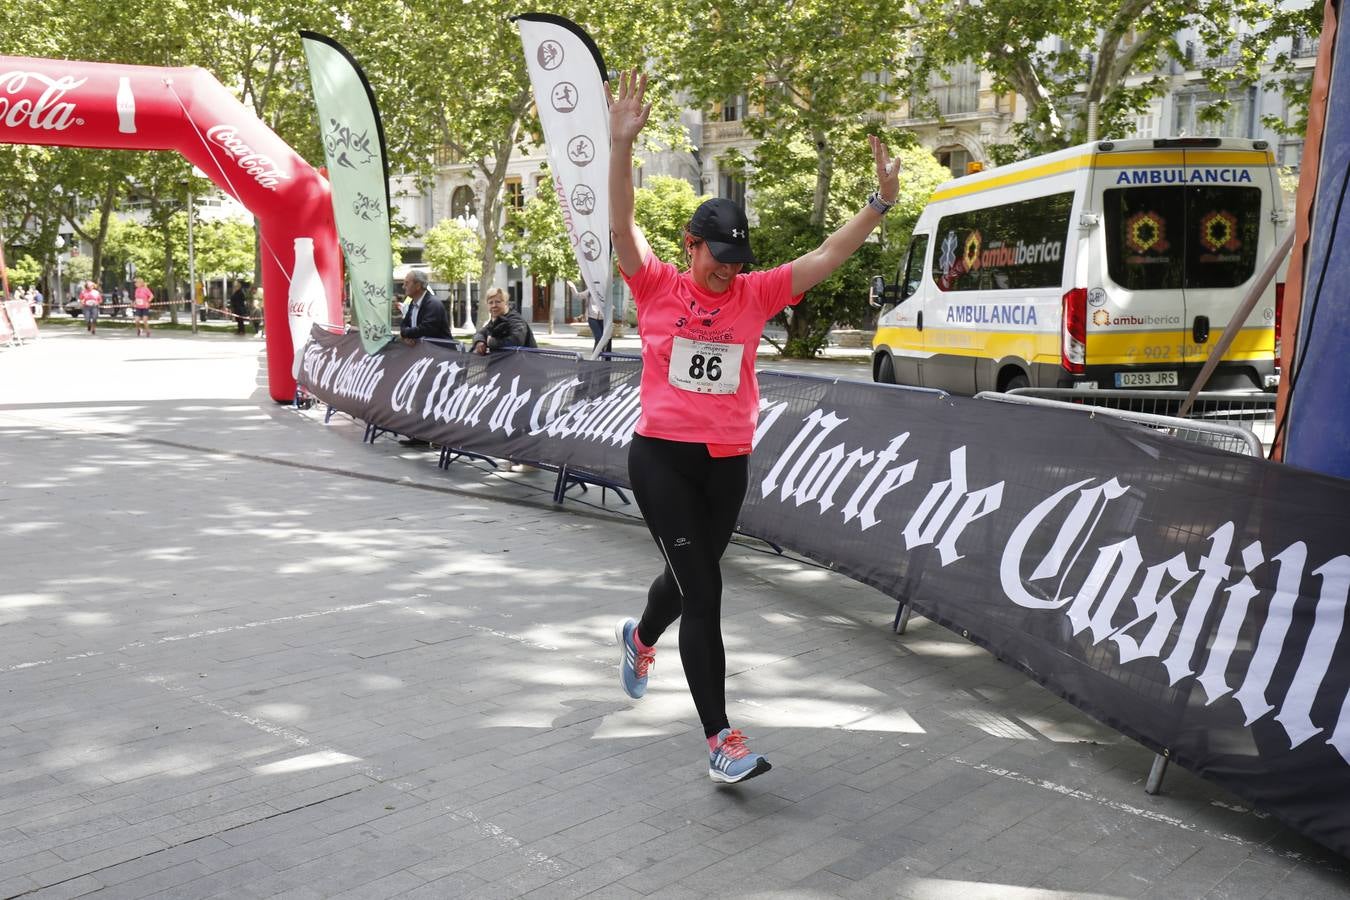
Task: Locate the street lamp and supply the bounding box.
[54,236,65,315]
[186,183,198,334]
[456,211,479,334]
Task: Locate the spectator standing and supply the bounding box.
[229,281,249,335]
[398,270,449,344]
[471,287,537,355]
[569,279,612,354]
[132,278,154,337]
[79,281,102,335]
[31,285,43,318]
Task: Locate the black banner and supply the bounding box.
[302,330,1350,857]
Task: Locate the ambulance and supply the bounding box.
[869,138,1285,393]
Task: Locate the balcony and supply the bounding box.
[1293,37,1321,59]
[703,120,747,144]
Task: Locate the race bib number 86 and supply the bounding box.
[668,336,742,395]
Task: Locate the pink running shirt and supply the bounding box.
[623,252,802,446]
[80,288,101,307]
[133,286,153,309]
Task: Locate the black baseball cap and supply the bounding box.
[688,198,757,265]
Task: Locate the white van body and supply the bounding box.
[872,138,1284,393]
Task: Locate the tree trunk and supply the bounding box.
[810,128,834,230]
[476,90,531,304]
[779,128,836,356]
[997,47,1066,147]
[164,225,178,326]
[89,182,117,285]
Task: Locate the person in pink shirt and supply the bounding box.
[608,69,902,783]
[132,278,154,337]
[79,281,102,335]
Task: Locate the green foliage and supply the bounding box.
[195,219,257,280]
[424,218,482,285]
[633,176,711,266]
[64,254,92,287]
[750,137,949,357]
[6,255,43,287]
[500,172,579,286]
[96,210,254,292]
[912,0,1321,154]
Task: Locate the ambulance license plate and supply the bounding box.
[1115,371,1178,388]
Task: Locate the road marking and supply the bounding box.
[1,599,397,673]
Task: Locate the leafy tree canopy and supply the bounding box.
[748,135,950,357]
[500,169,580,287]
[633,175,712,268]
[912,0,1321,154]
[423,217,483,286]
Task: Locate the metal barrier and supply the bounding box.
[1007,387,1275,453]
[996,389,1266,457]
[970,388,1267,795]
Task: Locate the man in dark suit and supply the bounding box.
[399,270,449,344]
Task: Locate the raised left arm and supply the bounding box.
[790,135,901,297]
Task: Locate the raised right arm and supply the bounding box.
[607,68,652,278]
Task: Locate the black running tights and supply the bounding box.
[628,434,748,739]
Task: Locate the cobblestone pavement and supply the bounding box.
[1,331,1347,899]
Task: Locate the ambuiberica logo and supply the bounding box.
[1092,309,1182,327]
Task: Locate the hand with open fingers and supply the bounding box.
[608,67,652,146]
[871,135,902,204]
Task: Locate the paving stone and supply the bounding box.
[3,332,1350,899]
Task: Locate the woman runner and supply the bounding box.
[608,68,902,783]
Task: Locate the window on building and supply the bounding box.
[935,146,973,180]
[505,178,524,210]
[1173,88,1256,138]
[1131,104,1160,140]
[718,172,747,208]
[927,60,980,116]
[864,70,892,105]
[721,94,747,122]
[1279,140,1305,172]
[451,185,476,220]
[1293,31,1321,59]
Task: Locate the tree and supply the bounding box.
[667,0,913,355]
[500,171,579,289]
[387,0,690,302]
[633,175,711,267]
[423,218,482,286]
[6,255,43,288]
[749,137,949,356]
[195,219,257,283]
[914,0,1322,154]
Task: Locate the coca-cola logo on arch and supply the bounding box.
[205,124,290,191]
[0,71,87,131]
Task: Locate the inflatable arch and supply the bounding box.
[0,55,343,402]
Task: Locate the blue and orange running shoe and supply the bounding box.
[709,728,772,784]
[615,618,655,699]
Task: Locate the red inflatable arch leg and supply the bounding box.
[0,56,343,402]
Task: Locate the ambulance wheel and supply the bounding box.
[1003,372,1030,392]
[876,354,896,384]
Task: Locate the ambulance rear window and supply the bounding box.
[1104,186,1261,290]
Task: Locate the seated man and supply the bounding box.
[399,270,449,344]
[471,287,537,355]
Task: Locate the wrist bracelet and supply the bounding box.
[867,190,895,215]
